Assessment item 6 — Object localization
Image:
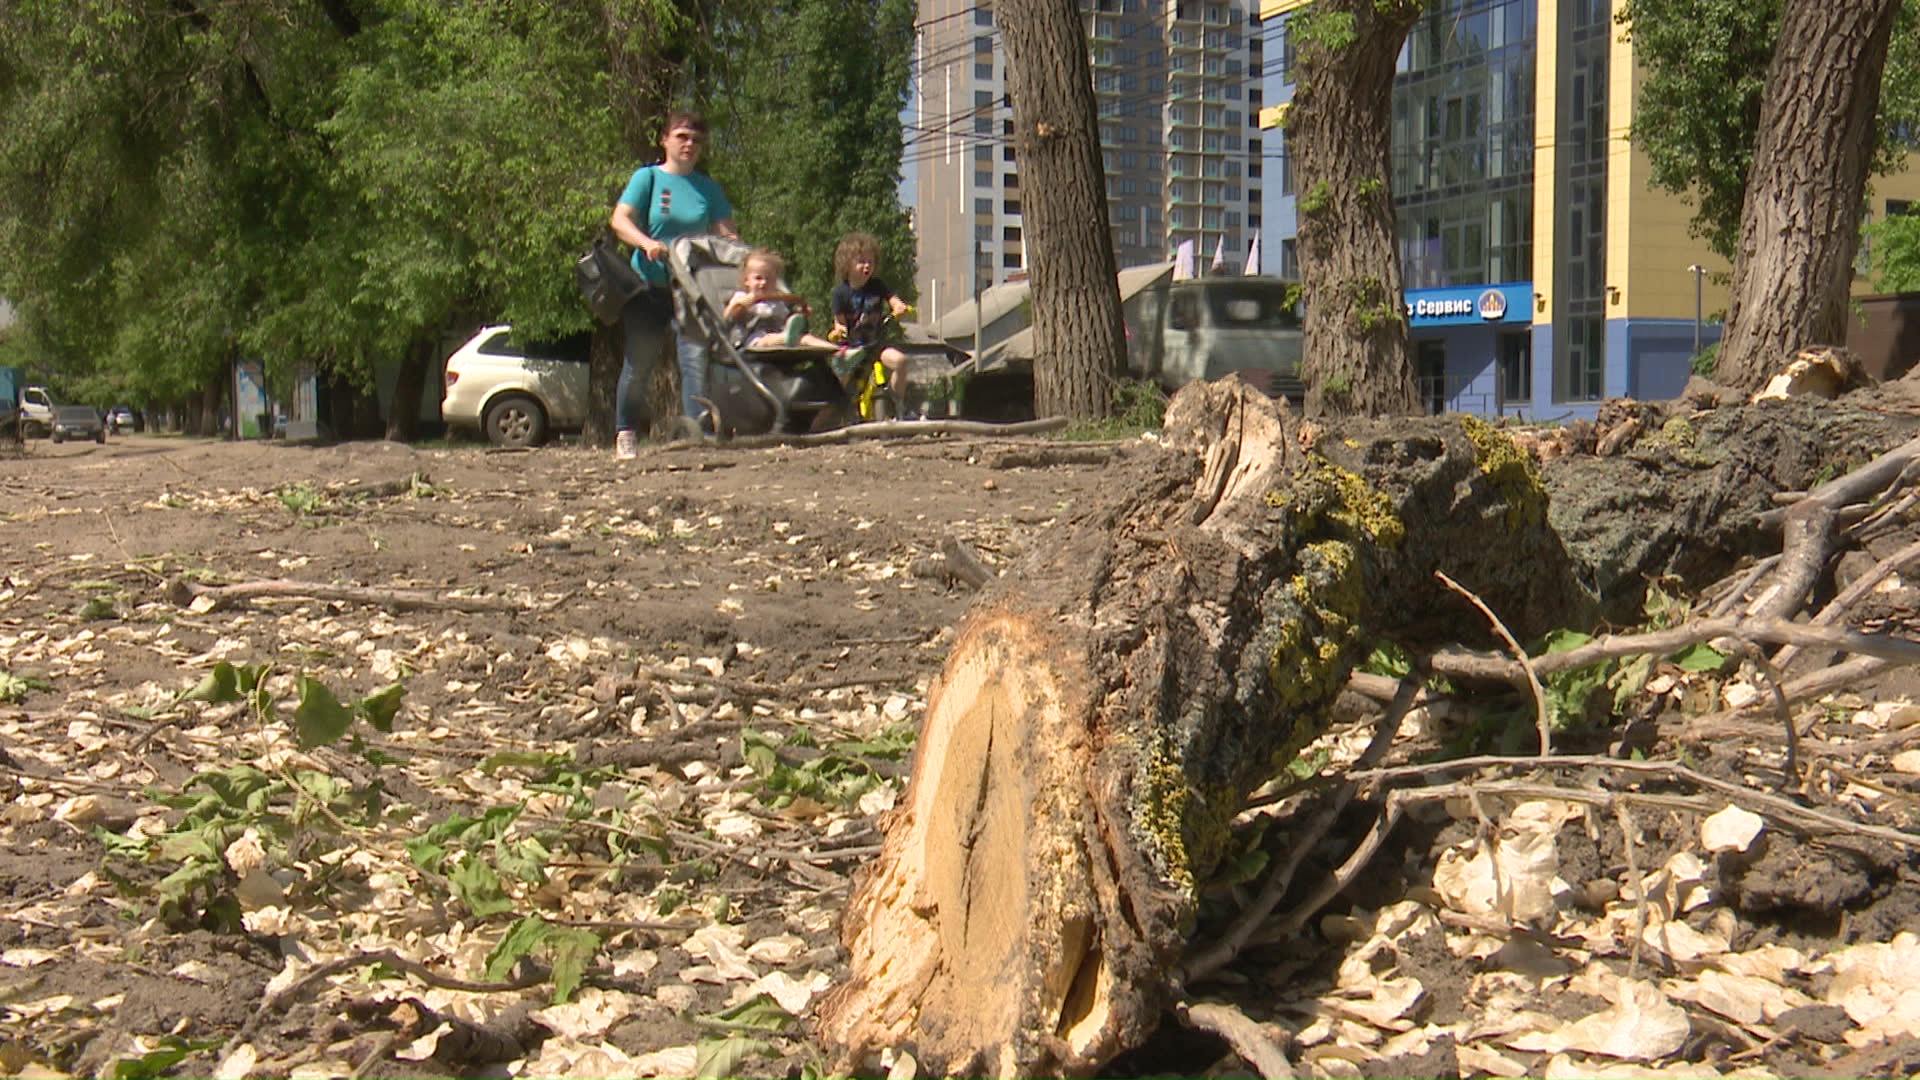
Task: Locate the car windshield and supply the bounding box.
[1204,284,1300,330]
[478,330,592,363]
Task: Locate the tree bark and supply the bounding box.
[997,0,1128,422]
[385,336,431,442]
[820,381,1588,1077]
[1715,0,1900,390]
[1288,0,1422,418]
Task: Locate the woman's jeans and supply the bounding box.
[616,289,708,433]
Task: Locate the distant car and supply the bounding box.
[442,325,592,447]
[106,404,140,434]
[50,405,105,444]
[20,386,53,438]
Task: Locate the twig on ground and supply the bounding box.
[1426,616,1920,689]
[218,949,547,1066]
[987,445,1128,469]
[1182,676,1422,986]
[1771,536,1920,672]
[1436,570,1551,756]
[1741,646,1798,790]
[1264,796,1405,941]
[1347,754,1920,850]
[1174,1001,1295,1080]
[634,663,914,701]
[692,416,1071,449]
[1615,802,1646,980]
[165,576,533,614]
[1705,555,1781,618]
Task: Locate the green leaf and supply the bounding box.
[546,927,601,1004]
[448,855,514,917]
[293,676,355,748]
[485,915,552,981]
[356,682,406,732]
[191,764,277,809]
[405,838,450,875]
[232,663,270,693]
[113,1036,221,1079]
[155,860,225,912]
[1671,642,1729,672]
[1540,628,1594,654]
[694,1035,774,1080]
[481,750,573,772]
[178,662,242,705]
[699,993,798,1034]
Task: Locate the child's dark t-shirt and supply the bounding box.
[831,277,895,348]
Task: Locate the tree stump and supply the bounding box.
[820,380,1592,1076]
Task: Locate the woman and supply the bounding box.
[608,110,739,457]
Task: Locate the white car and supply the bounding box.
[441,326,592,447]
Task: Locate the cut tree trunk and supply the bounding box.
[997,0,1128,421]
[1714,0,1900,390]
[1288,0,1422,418]
[820,381,1590,1076]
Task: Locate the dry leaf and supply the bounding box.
[1456,1042,1531,1078]
[1666,968,1811,1026]
[529,988,638,1040]
[1826,932,1920,1046]
[1506,979,1689,1060]
[1700,806,1765,854]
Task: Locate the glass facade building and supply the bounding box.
[911,0,1264,327]
[1259,0,1766,419]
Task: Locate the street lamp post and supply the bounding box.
[1688,264,1706,358]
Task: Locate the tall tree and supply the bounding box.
[1284,0,1421,418]
[996,0,1127,421]
[1715,0,1902,388]
[714,0,918,308]
[1620,0,1920,264]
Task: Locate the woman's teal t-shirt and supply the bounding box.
[619,166,734,285]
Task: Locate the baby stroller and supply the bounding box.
[668,235,852,437]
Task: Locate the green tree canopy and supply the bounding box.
[0,0,917,422]
[1620,0,1920,261]
[711,0,919,307]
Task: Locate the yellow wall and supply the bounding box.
[1608,33,1730,323]
[1529,0,1559,319]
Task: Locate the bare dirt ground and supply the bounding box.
[3,407,1920,1080]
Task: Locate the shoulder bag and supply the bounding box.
[575,166,657,325]
[575,235,648,325]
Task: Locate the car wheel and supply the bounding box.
[483,393,548,448]
[95,429,106,444]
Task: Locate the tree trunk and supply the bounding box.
[997,0,1127,422]
[1715,0,1900,390]
[821,381,1588,1077]
[385,336,431,442]
[585,324,620,449]
[1288,0,1422,418]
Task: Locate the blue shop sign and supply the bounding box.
[1403,283,1533,326]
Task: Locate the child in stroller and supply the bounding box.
[723,249,860,359]
[668,235,855,437]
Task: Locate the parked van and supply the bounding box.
[21,385,54,437]
[936,266,1304,418]
[1126,277,1303,400]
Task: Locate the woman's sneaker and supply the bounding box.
[783,313,808,347]
[615,430,638,460]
